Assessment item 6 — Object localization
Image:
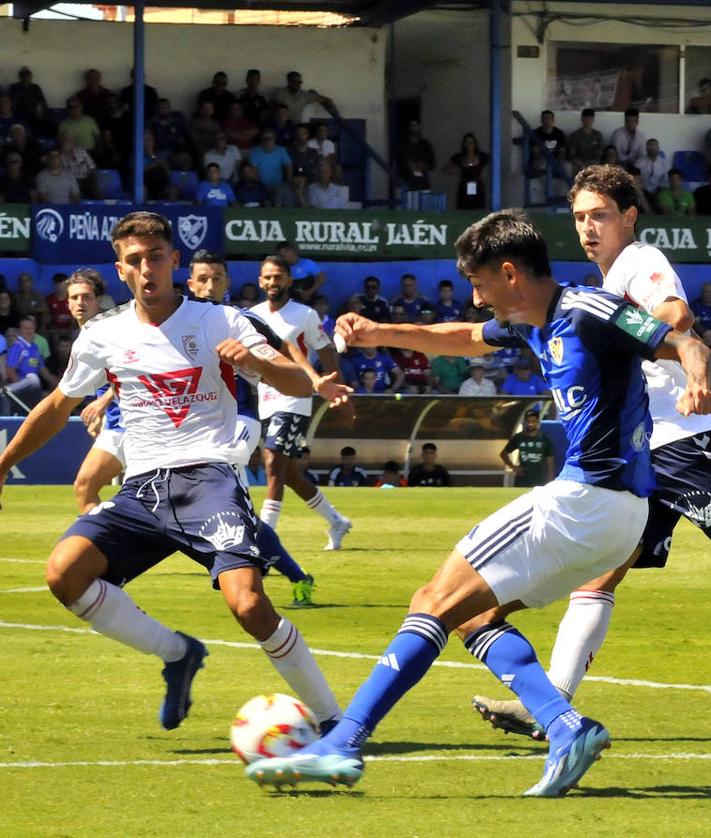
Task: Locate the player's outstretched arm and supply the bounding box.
[656,330,711,415]
[0,388,83,504]
[335,312,496,357]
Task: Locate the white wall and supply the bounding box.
[0,17,388,194]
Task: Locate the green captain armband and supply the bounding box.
[612,305,666,345]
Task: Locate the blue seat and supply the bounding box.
[671,150,708,182]
[97,169,129,199]
[170,170,200,201]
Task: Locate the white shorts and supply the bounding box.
[455,480,649,608]
[92,427,126,469]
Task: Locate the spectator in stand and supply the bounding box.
[102,93,132,172]
[14,273,48,331]
[312,294,335,338]
[59,133,99,199]
[45,273,72,335]
[239,69,270,126]
[36,148,80,204]
[442,132,489,210]
[141,129,176,201]
[459,358,497,396]
[267,103,295,148]
[637,138,669,205]
[431,354,468,394]
[0,290,19,333]
[238,281,260,308]
[195,162,236,207]
[358,276,390,323]
[356,368,378,394]
[232,161,271,207]
[417,305,436,326]
[500,409,555,487]
[694,176,711,216]
[59,97,101,157]
[398,119,435,190]
[0,152,37,203]
[189,100,221,161]
[611,107,646,165]
[407,442,451,487]
[75,69,113,129]
[433,278,462,322]
[307,122,337,165]
[274,165,310,208]
[222,101,259,153]
[624,164,653,215]
[290,123,320,182]
[4,315,56,412]
[245,446,267,487]
[249,129,292,193]
[657,168,696,217]
[531,110,568,181]
[272,70,335,123]
[328,446,368,487]
[196,71,236,123]
[390,303,409,326]
[120,68,159,121]
[4,123,44,177]
[601,144,621,167]
[687,78,711,115]
[390,273,431,323]
[277,241,325,302]
[352,346,404,393]
[203,131,241,181]
[375,460,407,488]
[341,294,364,318]
[691,282,711,333]
[500,358,549,397]
[308,160,346,209]
[0,93,25,145]
[298,445,320,486]
[45,332,73,379]
[391,347,431,393]
[568,109,604,174]
[9,67,48,133]
[150,98,192,171]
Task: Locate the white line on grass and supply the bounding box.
[1,586,47,593]
[0,752,709,770]
[1,619,710,694]
[0,557,45,564]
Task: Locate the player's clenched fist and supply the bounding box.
[334,313,381,349]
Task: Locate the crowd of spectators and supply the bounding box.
[527,106,711,215]
[0,64,350,207]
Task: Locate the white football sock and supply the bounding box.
[306,489,343,525]
[68,579,187,662]
[260,499,282,529]
[547,589,615,699]
[259,617,341,723]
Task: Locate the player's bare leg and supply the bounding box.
[73,447,124,513]
[219,567,340,726]
[260,447,288,528]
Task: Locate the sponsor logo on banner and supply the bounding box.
[178,215,208,249]
[0,207,31,248]
[35,208,64,242]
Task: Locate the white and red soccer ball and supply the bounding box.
[230,693,319,764]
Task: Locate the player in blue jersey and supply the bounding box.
[245,210,711,797]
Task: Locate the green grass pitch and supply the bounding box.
[1,485,710,837]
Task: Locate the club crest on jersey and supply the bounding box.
[182,334,199,360]
[124,349,139,364]
[198,511,246,550]
[178,215,208,250]
[548,336,564,364]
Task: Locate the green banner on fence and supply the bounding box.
[0,204,31,253]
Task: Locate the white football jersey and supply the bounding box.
[251,298,331,419]
[59,298,269,478]
[603,241,711,448]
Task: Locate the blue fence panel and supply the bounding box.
[1,417,92,485]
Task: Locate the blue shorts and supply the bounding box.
[261,412,309,458]
[62,463,264,589]
[635,433,711,568]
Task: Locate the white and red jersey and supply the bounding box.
[251,298,331,419]
[59,297,268,478]
[603,241,711,448]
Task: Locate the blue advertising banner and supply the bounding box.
[31,204,223,266]
[1,417,92,485]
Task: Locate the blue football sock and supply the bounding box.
[325,613,448,750]
[463,621,571,730]
[256,521,307,583]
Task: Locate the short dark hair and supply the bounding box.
[422,442,437,452]
[111,211,173,256]
[341,446,356,457]
[668,167,685,179]
[541,109,554,118]
[53,272,68,284]
[190,249,226,269]
[581,108,595,118]
[65,267,103,297]
[364,275,380,287]
[205,162,220,172]
[246,68,260,77]
[624,108,639,119]
[568,164,641,213]
[383,460,400,471]
[261,255,291,275]
[455,209,551,279]
[438,279,453,289]
[278,241,298,253]
[525,408,540,419]
[401,272,416,282]
[287,71,301,82]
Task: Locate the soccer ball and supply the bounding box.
[230,693,319,764]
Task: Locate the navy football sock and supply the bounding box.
[325,613,448,750]
[256,521,307,583]
[463,621,571,730]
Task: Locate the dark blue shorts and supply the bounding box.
[261,412,309,458]
[62,463,265,589]
[635,433,711,568]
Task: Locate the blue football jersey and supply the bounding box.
[482,286,672,496]
[95,383,124,431]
